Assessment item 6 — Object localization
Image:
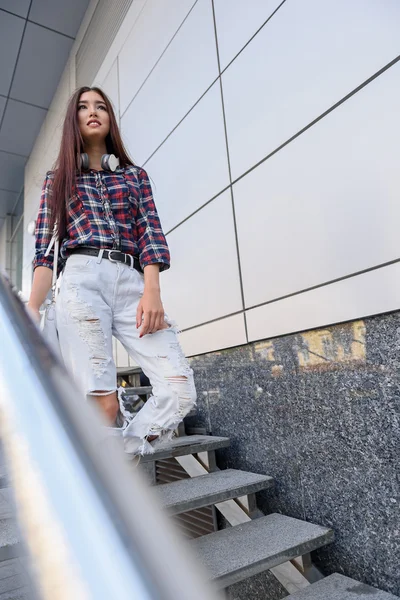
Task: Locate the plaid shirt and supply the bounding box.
[33,165,170,274]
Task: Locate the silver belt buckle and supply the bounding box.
[108,250,119,264]
[108,249,133,269]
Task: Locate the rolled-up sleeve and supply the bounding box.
[135,168,170,271]
[32,172,65,274]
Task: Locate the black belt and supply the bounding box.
[68,247,142,272]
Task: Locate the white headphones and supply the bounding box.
[80,153,120,172]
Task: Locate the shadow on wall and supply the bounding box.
[186,313,400,597]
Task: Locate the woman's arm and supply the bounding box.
[135,168,170,272]
[136,264,167,337]
[134,168,170,336]
[27,173,56,322]
[27,266,53,322]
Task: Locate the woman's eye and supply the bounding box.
[78,105,86,110]
[98,105,107,111]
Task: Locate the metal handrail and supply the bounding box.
[0,273,220,600]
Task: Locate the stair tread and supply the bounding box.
[0,519,19,549]
[0,471,7,489]
[0,588,32,600]
[289,574,399,599]
[140,435,230,463]
[0,558,33,599]
[0,489,14,520]
[0,517,22,564]
[192,513,334,589]
[156,469,274,515]
[0,449,7,489]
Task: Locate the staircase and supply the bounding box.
[138,433,399,598]
[0,446,33,599]
[1,433,399,599]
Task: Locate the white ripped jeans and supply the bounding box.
[55,253,196,455]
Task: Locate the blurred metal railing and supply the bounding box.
[0,272,220,600]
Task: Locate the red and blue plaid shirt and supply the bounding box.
[33,165,170,274]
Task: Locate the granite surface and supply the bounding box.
[226,569,289,600]
[186,313,400,599]
[289,573,400,600]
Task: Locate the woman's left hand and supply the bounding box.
[136,287,167,337]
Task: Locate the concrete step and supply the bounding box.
[156,469,274,515]
[0,519,22,563]
[0,489,15,521]
[0,446,7,489]
[0,489,23,565]
[289,573,399,599]
[192,513,334,589]
[0,558,33,599]
[140,435,230,463]
[0,466,7,489]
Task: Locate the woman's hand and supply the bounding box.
[136,288,166,337]
[137,264,168,337]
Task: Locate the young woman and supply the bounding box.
[27,86,196,455]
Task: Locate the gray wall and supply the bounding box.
[187,311,400,597]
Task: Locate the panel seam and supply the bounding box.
[164,55,400,236]
[211,0,248,342]
[180,256,400,334]
[232,54,400,187]
[120,0,200,120]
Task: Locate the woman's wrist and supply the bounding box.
[144,283,160,292]
[27,300,41,311]
[143,263,161,292]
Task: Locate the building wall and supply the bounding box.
[0,216,11,276]
[101,0,400,357]
[22,0,400,360]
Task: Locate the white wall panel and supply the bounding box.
[92,0,146,90]
[180,314,247,357]
[121,0,219,165]
[24,125,46,203]
[79,0,145,89]
[146,82,229,232]
[223,0,400,180]
[22,263,33,299]
[119,0,196,115]
[161,191,242,330]
[116,339,130,368]
[43,58,71,148]
[22,226,35,270]
[235,62,400,309]
[213,0,282,71]
[246,262,400,343]
[100,59,120,120]
[23,181,42,276]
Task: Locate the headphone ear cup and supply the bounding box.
[80,153,89,170]
[107,154,119,172]
[101,154,109,171]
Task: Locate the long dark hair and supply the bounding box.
[49,86,134,240]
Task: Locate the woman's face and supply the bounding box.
[77,90,110,143]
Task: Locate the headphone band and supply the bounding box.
[80,153,120,172]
